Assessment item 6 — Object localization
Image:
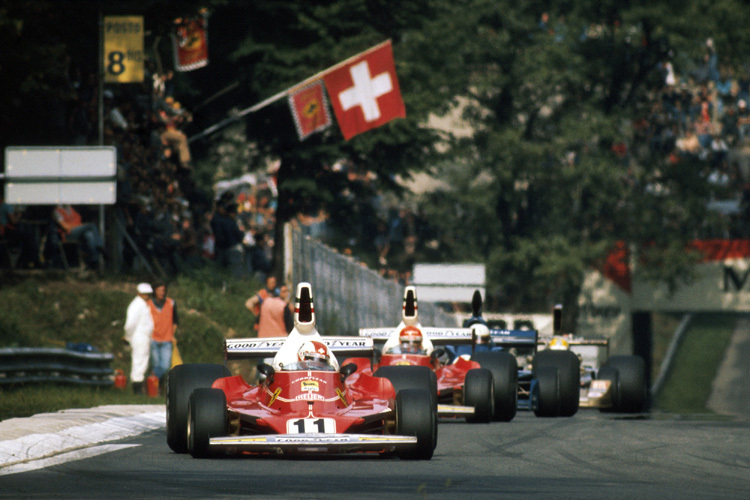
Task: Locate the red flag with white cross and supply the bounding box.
[322,41,406,140]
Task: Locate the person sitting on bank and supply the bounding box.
[52,204,105,269]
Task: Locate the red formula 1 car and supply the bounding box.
[166,282,437,459]
[345,286,519,423]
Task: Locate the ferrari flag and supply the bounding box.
[322,41,405,140]
[172,12,209,72]
[288,81,332,140]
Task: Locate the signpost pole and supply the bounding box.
[98,8,107,270]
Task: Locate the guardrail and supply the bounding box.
[0,347,114,386]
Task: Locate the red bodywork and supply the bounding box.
[211,367,397,437]
[345,353,481,405]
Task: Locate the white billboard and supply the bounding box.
[412,263,485,302]
[4,147,117,204]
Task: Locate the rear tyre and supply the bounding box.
[471,351,518,421]
[533,366,560,417]
[396,389,436,460]
[166,363,230,453]
[187,388,227,458]
[533,350,580,417]
[463,368,494,423]
[601,355,647,413]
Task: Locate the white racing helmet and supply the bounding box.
[297,340,330,363]
[471,323,491,345]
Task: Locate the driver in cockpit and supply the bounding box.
[385,326,428,355]
[280,340,337,371]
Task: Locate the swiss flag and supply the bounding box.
[323,41,406,140]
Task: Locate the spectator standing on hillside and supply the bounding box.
[124,283,154,394]
[148,281,178,391]
[0,193,41,269]
[245,275,280,332]
[257,283,293,337]
[210,199,245,278]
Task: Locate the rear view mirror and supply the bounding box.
[257,362,275,384]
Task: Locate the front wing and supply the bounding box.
[437,404,474,418]
[208,433,417,455]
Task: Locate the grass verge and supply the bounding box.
[0,385,163,420]
[0,265,261,420]
[652,313,736,413]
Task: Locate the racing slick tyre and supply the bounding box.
[188,388,228,458]
[395,388,436,460]
[600,355,647,413]
[533,350,580,417]
[166,363,230,454]
[532,366,560,417]
[463,368,494,423]
[471,351,518,422]
[374,365,438,411]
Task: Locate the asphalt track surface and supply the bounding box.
[0,409,747,500]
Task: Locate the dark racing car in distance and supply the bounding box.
[461,291,581,418]
[347,286,521,423]
[537,306,649,413]
[165,282,437,459]
[466,292,647,415]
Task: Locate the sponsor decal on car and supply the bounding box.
[301,380,320,392]
[268,387,282,406]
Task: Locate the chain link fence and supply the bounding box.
[285,224,456,335]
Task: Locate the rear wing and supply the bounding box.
[359,327,539,348]
[537,336,608,348]
[225,337,374,361]
[489,328,539,349]
[359,327,475,345]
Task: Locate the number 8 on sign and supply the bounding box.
[103,16,144,83]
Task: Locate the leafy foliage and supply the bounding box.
[3,1,750,311]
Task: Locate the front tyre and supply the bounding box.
[375,365,438,411]
[396,388,436,460]
[463,368,494,423]
[166,363,230,453]
[471,351,518,421]
[533,350,580,417]
[533,366,560,417]
[187,388,228,458]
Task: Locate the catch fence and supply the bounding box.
[285,224,455,335]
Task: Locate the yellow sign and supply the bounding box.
[103,16,144,83]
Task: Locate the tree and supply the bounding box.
[188,1,455,274]
[406,0,750,316]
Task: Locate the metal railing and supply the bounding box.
[0,347,114,386]
[285,223,455,335]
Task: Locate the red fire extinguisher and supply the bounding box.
[147,372,160,398]
[114,369,127,390]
